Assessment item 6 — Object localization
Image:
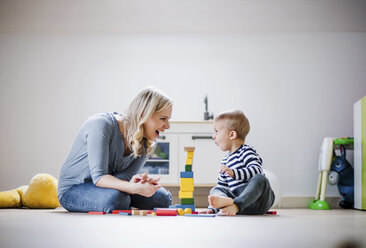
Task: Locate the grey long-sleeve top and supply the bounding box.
[57,112,148,201]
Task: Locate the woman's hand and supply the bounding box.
[131,181,161,197]
[130,173,148,184]
[129,173,161,197]
[130,173,161,185]
[96,174,160,197]
[146,176,160,186]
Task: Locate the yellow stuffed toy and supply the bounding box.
[0,173,60,209]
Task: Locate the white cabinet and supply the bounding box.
[178,133,225,184]
[140,121,226,186]
[140,134,179,184]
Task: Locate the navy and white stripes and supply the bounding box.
[217,144,263,191]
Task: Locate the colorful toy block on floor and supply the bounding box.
[265,211,277,215]
[112,210,132,215]
[155,208,178,216]
[119,212,129,216]
[171,147,196,211]
[88,211,106,215]
[184,214,216,217]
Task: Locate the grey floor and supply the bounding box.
[0,207,366,248]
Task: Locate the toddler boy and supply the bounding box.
[204,109,274,215]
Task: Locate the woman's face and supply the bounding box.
[143,105,172,141]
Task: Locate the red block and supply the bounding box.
[155,209,178,216]
[266,211,277,215]
[88,211,106,215]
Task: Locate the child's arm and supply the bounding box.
[232,162,262,181]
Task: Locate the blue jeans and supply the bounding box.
[59,182,172,213]
[210,174,275,215]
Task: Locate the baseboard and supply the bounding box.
[165,186,342,208]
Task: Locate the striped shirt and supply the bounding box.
[217,144,263,191]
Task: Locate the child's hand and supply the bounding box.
[198,209,214,214]
[220,165,234,178]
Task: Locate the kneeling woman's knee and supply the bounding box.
[103,189,131,212]
[156,188,173,207]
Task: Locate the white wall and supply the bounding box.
[1,1,366,198]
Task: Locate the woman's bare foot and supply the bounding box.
[208,195,234,209]
[220,204,239,216]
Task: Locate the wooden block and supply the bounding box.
[185,158,193,165]
[112,210,132,214]
[181,198,194,205]
[173,204,195,211]
[132,210,140,215]
[119,212,130,216]
[88,212,106,215]
[266,211,277,215]
[184,147,195,152]
[186,151,194,159]
[185,214,216,217]
[183,208,192,214]
[155,208,178,216]
[185,165,192,171]
[180,171,193,178]
[180,179,194,192]
[140,210,147,216]
[179,191,193,198]
[177,208,185,216]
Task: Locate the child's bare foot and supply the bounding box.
[208,195,234,209]
[220,204,239,216]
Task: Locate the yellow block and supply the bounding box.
[180,178,194,192]
[186,151,194,159]
[177,208,185,216]
[183,208,192,214]
[179,191,193,198]
[185,158,193,165]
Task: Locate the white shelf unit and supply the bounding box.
[141,121,226,186]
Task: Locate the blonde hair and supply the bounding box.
[118,88,173,157]
[215,109,250,140]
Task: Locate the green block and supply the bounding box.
[185,164,192,171]
[181,198,195,205]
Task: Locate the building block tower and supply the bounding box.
[173,147,195,211]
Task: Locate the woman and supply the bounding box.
[58,88,173,213]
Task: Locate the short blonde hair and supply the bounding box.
[119,88,173,157]
[215,109,250,140]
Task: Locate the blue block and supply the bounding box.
[173,204,195,211]
[180,171,194,178]
[185,214,216,217]
[119,212,130,216]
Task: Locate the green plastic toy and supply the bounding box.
[308,137,354,210]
